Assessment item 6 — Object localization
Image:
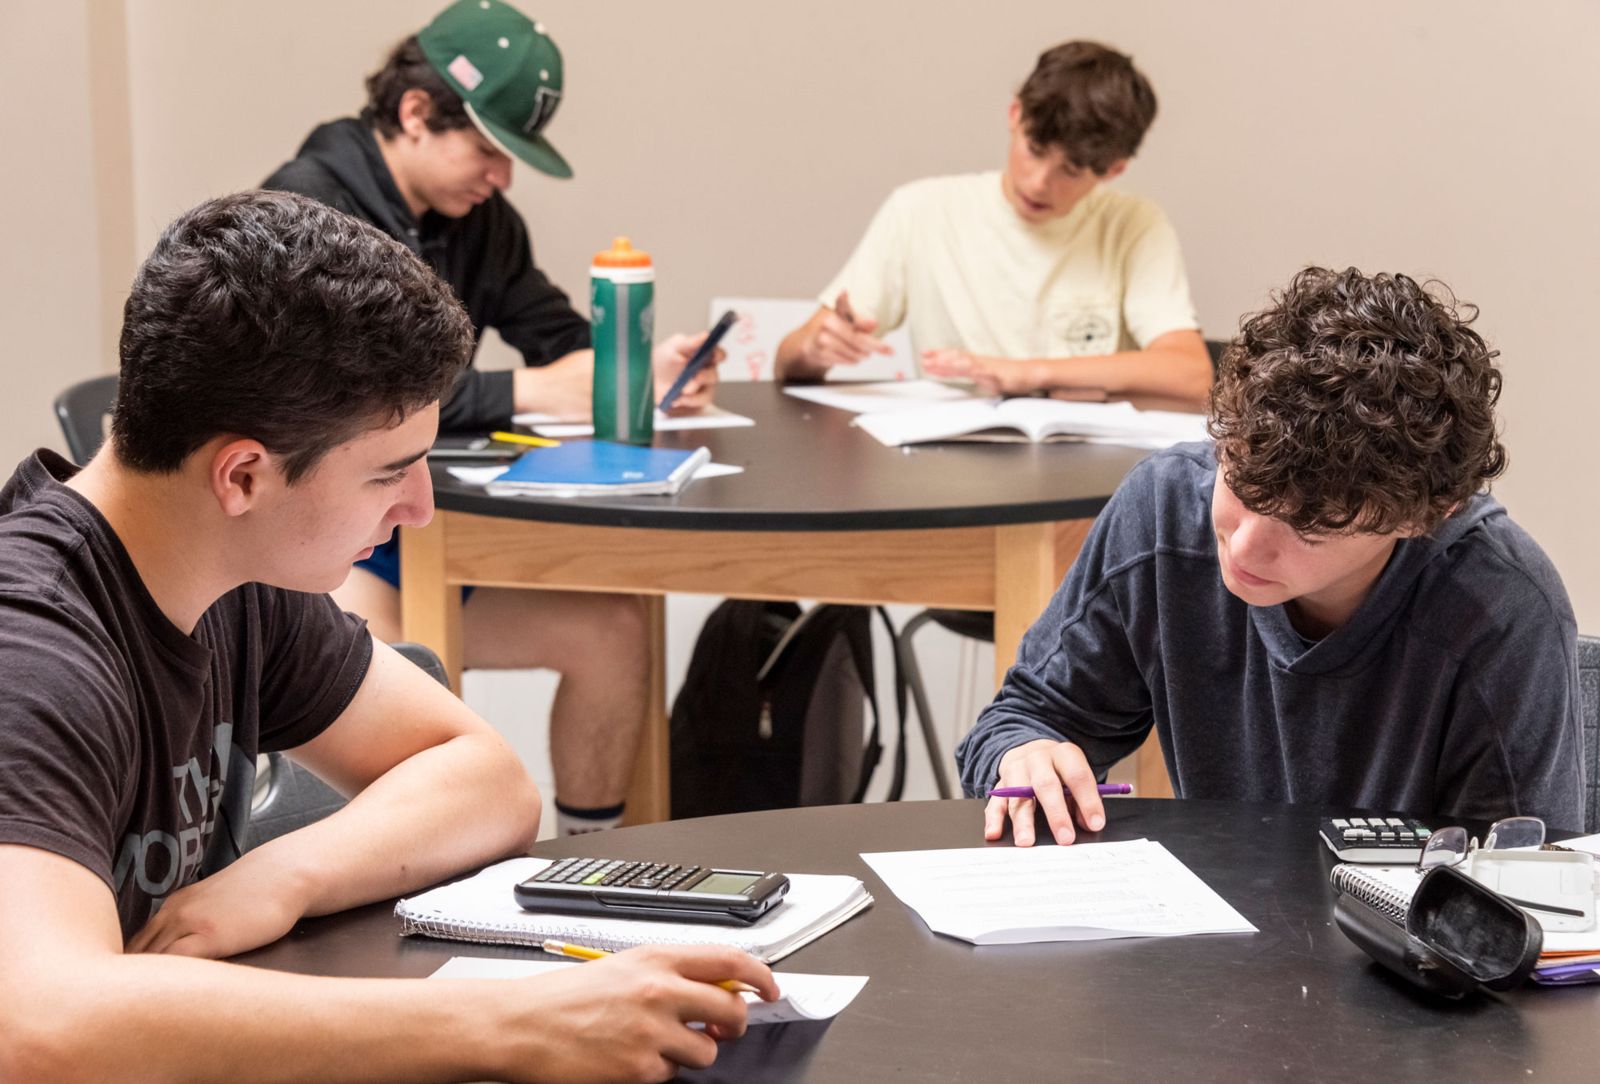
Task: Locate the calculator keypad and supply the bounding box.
[1320,816,1435,863]
[532,858,706,893]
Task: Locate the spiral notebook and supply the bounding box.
[395,857,872,964]
[1329,864,1419,925]
[484,442,711,498]
[1330,862,1600,958]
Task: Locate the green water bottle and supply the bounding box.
[591,236,655,445]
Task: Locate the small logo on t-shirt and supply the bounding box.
[1060,309,1116,355]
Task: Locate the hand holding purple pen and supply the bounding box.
[987,783,1133,799]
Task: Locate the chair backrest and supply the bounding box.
[53,374,119,466]
[1577,635,1599,834]
[246,641,450,849]
[1204,339,1228,374]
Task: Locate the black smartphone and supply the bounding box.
[425,436,520,461]
[657,309,739,412]
[514,856,790,926]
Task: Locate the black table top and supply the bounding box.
[431,382,1155,531]
[236,799,1597,1083]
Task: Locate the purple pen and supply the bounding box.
[986,784,1133,799]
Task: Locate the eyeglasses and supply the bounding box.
[1418,816,1546,871]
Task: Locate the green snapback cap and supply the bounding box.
[418,0,571,178]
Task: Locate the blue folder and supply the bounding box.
[485,441,711,497]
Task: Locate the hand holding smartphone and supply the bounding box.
[657,310,738,412]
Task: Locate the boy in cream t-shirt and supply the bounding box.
[777,41,1212,407]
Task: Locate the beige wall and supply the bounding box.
[0,1,132,458]
[6,0,1600,624]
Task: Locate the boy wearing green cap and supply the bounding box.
[776,41,1213,407]
[264,1,709,836]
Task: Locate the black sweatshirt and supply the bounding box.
[957,443,1587,831]
[263,119,592,431]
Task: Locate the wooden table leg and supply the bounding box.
[992,521,1087,687]
[992,521,1172,799]
[399,517,464,693]
[622,596,670,825]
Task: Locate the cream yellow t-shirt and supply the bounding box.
[820,172,1199,363]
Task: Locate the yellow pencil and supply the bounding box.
[489,430,561,448]
[540,938,760,994]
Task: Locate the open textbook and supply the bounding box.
[396,857,872,964]
[854,396,1210,449]
[860,839,1256,944]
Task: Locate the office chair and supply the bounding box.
[246,641,450,849]
[1577,635,1599,834]
[898,339,1232,800]
[53,374,120,466]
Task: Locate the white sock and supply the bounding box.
[555,801,625,836]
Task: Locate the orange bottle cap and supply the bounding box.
[593,236,652,267]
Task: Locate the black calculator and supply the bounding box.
[1319,816,1434,863]
[514,857,790,926]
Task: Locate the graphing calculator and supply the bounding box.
[1319,816,1435,864]
[513,857,791,926]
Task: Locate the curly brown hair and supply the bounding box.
[1017,41,1157,174]
[1207,266,1506,535]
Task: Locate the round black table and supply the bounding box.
[237,799,1596,1083]
[429,382,1150,530]
[399,384,1176,817]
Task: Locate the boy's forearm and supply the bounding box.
[1032,345,1213,405]
[8,956,513,1084]
[276,732,539,920]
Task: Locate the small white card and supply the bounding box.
[429,956,867,1024]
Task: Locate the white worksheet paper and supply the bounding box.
[509,405,756,437]
[429,956,868,1024]
[783,379,975,415]
[860,839,1258,945]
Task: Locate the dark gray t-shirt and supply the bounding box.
[0,452,372,939]
[957,443,1587,830]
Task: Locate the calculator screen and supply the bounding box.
[690,873,760,896]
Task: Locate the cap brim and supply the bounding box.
[465,102,572,179]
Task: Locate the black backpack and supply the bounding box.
[669,601,907,819]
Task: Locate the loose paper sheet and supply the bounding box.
[429,956,868,1024]
[783,379,976,415]
[509,405,756,436]
[860,839,1257,945]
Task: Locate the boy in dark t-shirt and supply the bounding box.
[958,267,1585,845]
[0,191,774,1081]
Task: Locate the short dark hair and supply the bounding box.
[112,190,474,482]
[360,35,471,137]
[1208,266,1507,536]
[1016,41,1157,174]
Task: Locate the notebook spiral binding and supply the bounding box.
[397,911,757,953]
[1329,863,1412,924]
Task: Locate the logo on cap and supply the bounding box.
[523,86,561,134]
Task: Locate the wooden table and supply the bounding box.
[237,799,1594,1083]
[400,383,1171,821]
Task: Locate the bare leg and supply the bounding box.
[461,587,649,809]
[333,570,650,811]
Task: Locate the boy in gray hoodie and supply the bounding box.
[958,266,1585,842]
